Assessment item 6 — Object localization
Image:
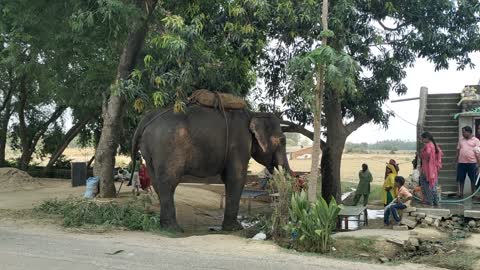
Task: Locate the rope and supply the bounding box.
[214,91,229,167]
[385,104,417,127]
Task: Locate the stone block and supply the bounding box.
[426,214,443,220]
[416,208,451,218]
[392,225,409,231]
[424,217,434,225]
[434,219,441,227]
[401,217,417,229]
[464,210,480,219]
[387,238,405,245]
[416,212,426,218]
[410,212,418,217]
[404,207,417,213]
[468,220,477,227]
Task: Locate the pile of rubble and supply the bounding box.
[394,207,480,238]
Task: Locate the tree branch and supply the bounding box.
[345,115,371,135]
[31,106,67,150]
[377,20,406,32]
[280,120,326,149]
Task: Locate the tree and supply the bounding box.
[308,0,329,202]
[94,0,158,197]
[257,0,480,201]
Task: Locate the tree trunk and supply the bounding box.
[308,0,329,202]
[94,0,158,198]
[18,75,30,171]
[0,102,12,166]
[44,117,92,173]
[321,88,345,203]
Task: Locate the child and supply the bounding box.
[384,176,412,226]
[353,163,373,206]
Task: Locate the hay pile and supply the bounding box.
[0,168,40,191]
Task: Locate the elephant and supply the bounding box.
[131,104,292,231]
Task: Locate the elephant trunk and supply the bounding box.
[275,151,295,177]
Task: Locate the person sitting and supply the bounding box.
[257,167,272,190]
[353,163,373,206]
[384,176,412,226]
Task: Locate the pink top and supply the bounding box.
[397,186,412,206]
[457,137,480,163]
[421,142,443,188]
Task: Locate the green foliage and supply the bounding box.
[284,191,341,253]
[36,197,162,232]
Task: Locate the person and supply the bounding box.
[384,176,412,226]
[420,131,443,206]
[382,162,398,206]
[127,154,142,195]
[139,163,153,193]
[353,163,373,206]
[456,126,480,198]
[257,167,272,190]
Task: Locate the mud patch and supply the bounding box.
[0,168,42,191]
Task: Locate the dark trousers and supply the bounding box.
[457,163,478,196]
[353,194,369,206]
[384,202,407,225]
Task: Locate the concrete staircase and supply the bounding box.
[423,93,461,192]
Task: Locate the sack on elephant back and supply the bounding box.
[188,89,247,110]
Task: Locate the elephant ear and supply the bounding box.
[249,117,269,153]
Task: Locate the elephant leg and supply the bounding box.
[221,166,247,231]
[152,174,183,232]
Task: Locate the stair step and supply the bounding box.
[423,126,458,133]
[427,103,460,110]
[426,115,456,122]
[427,93,461,99]
[424,120,458,126]
[426,109,460,116]
[429,132,458,138]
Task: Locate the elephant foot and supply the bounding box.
[160,220,184,233]
[222,220,244,231]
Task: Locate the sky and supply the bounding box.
[347,52,480,143]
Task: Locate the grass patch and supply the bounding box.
[413,249,480,270]
[341,181,382,201]
[34,196,175,235]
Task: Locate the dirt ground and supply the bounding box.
[0,169,262,232]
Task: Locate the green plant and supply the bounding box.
[285,191,341,253]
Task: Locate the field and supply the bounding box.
[10,147,414,185]
[6,146,415,184]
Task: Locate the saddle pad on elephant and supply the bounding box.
[188,89,247,110]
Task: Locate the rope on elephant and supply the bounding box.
[214,91,229,167]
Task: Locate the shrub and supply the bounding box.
[270,167,294,241]
[284,190,341,253]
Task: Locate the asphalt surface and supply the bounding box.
[0,224,442,270]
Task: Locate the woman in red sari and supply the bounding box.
[420,132,443,206]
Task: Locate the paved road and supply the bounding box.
[0,224,441,270]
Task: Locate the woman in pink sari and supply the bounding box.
[420,132,443,206]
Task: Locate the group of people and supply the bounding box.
[353,126,480,226]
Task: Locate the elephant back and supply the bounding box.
[188,89,247,110]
